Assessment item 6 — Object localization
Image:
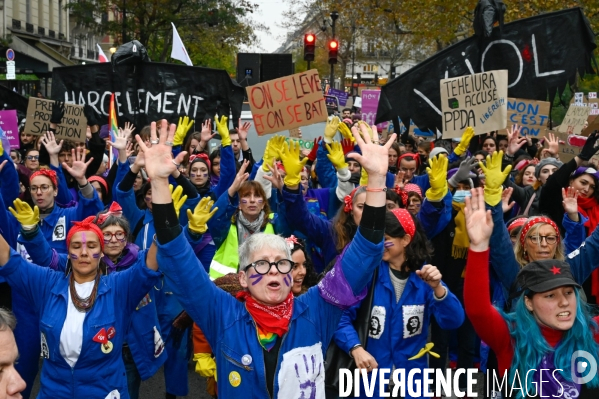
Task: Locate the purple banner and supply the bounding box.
[361,90,388,130]
[0,110,19,149]
[327,88,349,106]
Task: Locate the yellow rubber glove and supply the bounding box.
[9,199,40,229]
[360,167,368,186]
[338,122,355,143]
[0,139,4,156]
[281,140,308,187]
[173,116,194,146]
[358,121,375,141]
[262,136,285,172]
[454,127,475,156]
[187,197,218,234]
[324,116,340,143]
[425,155,448,201]
[325,141,348,170]
[480,151,512,206]
[193,353,216,378]
[169,184,188,219]
[215,114,231,147]
[408,343,440,360]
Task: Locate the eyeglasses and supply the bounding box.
[527,235,558,245]
[30,185,51,193]
[26,156,39,161]
[103,231,126,241]
[243,259,294,275]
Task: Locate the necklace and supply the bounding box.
[69,272,101,312]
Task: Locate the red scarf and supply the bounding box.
[578,196,599,298]
[236,291,294,350]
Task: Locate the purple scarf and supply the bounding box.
[535,352,581,398]
[104,243,139,274]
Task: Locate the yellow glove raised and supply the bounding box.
[325,141,348,170]
[187,197,218,234]
[169,184,188,219]
[9,199,40,229]
[193,353,216,378]
[324,116,340,143]
[173,116,194,146]
[480,151,512,206]
[360,167,368,186]
[357,121,375,141]
[338,122,355,143]
[425,155,448,202]
[454,127,475,156]
[281,140,308,187]
[215,114,231,147]
[262,136,285,172]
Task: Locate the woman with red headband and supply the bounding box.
[331,208,464,398]
[0,215,162,398]
[15,202,167,399]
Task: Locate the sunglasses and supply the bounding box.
[26,155,39,161]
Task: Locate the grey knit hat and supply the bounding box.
[534,157,563,178]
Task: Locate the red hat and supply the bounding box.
[67,216,105,252]
[189,153,211,170]
[88,176,108,193]
[30,169,58,188]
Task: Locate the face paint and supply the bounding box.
[283,274,291,287]
[249,273,263,285]
[145,196,151,202]
[241,199,248,204]
[384,241,394,248]
[69,253,79,259]
[190,173,196,178]
[92,253,101,259]
[203,173,209,177]
[257,199,263,203]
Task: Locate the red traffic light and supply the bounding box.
[304,34,316,62]
[328,39,339,64]
[329,40,338,49]
[305,34,315,44]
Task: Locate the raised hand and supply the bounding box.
[544,132,559,156]
[227,160,250,197]
[110,125,131,151]
[262,161,284,192]
[173,116,194,146]
[506,124,526,156]
[480,151,512,206]
[215,114,231,146]
[454,127,475,156]
[262,136,285,172]
[338,121,355,143]
[394,170,406,189]
[324,116,340,143]
[50,100,65,124]
[40,131,63,155]
[63,148,93,185]
[415,264,442,289]
[306,137,321,162]
[562,186,580,221]
[200,119,216,147]
[501,187,515,214]
[134,120,186,181]
[347,123,397,179]
[280,140,308,187]
[325,141,348,170]
[237,119,252,141]
[126,142,134,158]
[9,198,40,228]
[169,184,188,218]
[464,187,493,251]
[448,157,478,188]
[578,131,599,161]
[425,155,448,202]
[188,197,218,234]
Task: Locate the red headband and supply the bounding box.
[96,201,123,225]
[189,153,211,170]
[344,186,361,213]
[397,153,421,169]
[67,216,105,252]
[519,217,560,247]
[393,183,422,207]
[507,217,528,233]
[30,169,58,188]
[390,208,416,242]
[88,176,108,193]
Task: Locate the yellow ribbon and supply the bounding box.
[408,343,440,360]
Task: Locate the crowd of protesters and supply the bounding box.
[2,99,599,399]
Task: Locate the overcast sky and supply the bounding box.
[245,0,289,53]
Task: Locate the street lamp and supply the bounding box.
[109,47,117,54]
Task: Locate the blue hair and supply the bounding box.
[501,289,599,398]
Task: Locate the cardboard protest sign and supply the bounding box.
[327,88,349,106]
[246,69,327,136]
[440,70,508,138]
[24,98,87,142]
[498,98,550,137]
[289,128,301,138]
[51,62,244,129]
[285,137,314,150]
[362,90,389,130]
[376,8,596,134]
[551,130,585,163]
[557,105,590,136]
[0,110,20,148]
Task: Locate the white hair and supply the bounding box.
[238,234,291,271]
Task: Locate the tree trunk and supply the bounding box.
[160,30,173,63]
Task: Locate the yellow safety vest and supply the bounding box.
[209,219,275,280]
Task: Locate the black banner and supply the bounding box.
[51,62,245,128]
[0,85,29,114]
[376,7,597,134]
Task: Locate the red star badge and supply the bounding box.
[550,266,561,275]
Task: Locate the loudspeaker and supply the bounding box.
[260,54,293,82]
[236,53,261,87]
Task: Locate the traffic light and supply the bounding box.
[304,34,316,62]
[328,39,339,64]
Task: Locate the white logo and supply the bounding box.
[368,306,386,339]
[570,350,598,384]
[402,305,424,339]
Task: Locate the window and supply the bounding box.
[363,64,378,73]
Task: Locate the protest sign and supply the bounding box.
[551,130,584,163]
[498,98,550,137]
[0,110,20,148]
[24,98,87,142]
[327,88,349,106]
[557,105,590,135]
[362,90,389,130]
[51,62,244,129]
[376,8,596,134]
[289,128,301,138]
[286,137,314,150]
[440,70,508,138]
[246,69,327,136]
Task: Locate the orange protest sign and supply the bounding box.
[246,69,327,136]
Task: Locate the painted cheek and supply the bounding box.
[249,274,263,285]
[384,242,394,248]
[190,173,196,178]
[92,253,101,259]
[283,274,291,287]
[257,199,263,203]
[241,199,248,204]
[203,174,209,177]
[69,253,79,259]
